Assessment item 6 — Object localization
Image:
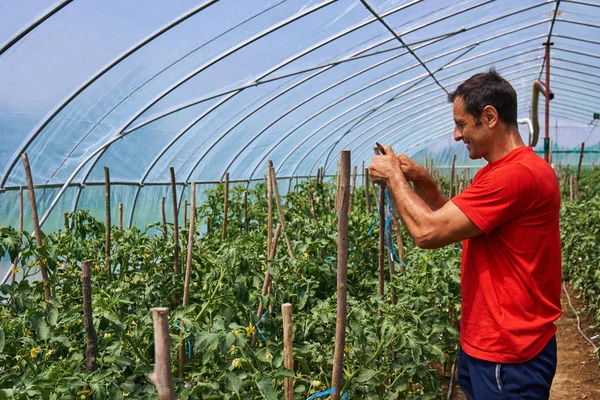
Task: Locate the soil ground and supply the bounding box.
[442,286,600,400]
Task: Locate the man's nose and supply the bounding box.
[453,127,462,142]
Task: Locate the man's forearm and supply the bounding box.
[387,173,438,247]
[412,175,449,211]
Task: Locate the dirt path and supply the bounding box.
[447,287,600,399]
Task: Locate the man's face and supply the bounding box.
[452,96,491,160]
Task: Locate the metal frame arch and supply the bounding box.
[172,0,530,187]
[121,0,441,134]
[69,0,336,217]
[41,0,335,226]
[351,78,538,164]
[0,0,218,190]
[319,53,546,172]
[0,0,72,58]
[306,45,547,175]
[349,71,540,164]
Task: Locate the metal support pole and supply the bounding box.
[544,41,553,163]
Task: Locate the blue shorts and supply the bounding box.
[457,335,557,400]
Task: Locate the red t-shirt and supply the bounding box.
[452,146,562,363]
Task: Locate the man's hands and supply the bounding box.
[368,145,400,185]
[369,145,429,185]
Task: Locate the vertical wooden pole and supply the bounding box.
[450,154,456,198]
[376,149,385,316]
[104,167,111,281]
[364,167,371,213]
[22,153,51,311]
[282,303,294,400]
[179,182,196,378]
[391,213,405,273]
[63,211,69,231]
[331,150,350,400]
[118,203,123,231]
[149,308,175,400]
[11,187,24,284]
[269,165,294,259]
[350,165,357,212]
[169,167,179,275]
[183,199,188,233]
[543,41,552,163]
[577,142,585,181]
[81,260,97,372]
[161,197,168,238]
[308,184,318,223]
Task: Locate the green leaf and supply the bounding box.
[47,307,58,326]
[51,335,71,348]
[226,372,243,394]
[256,376,276,400]
[356,368,378,383]
[37,318,49,340]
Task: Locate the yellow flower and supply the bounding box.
[202,253,207,257]
[143,253,149,258]
[93,264,101,272]
[264,348,272,360]
[12,365,20,372]
[261,265,265,271]
[44,349,55,359]
[232,358,243,369]
[203,284,207,290]
[30,347,39,358]
[122,392,131,398]
[13,267,20,274]
[218,281,223,287]
[344,345,351,353]
[229,345,237,356]
[244,322,255,337]
[303,252,308,259]
[24,329,31,336]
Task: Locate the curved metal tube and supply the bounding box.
[530,79,554,146]
[0,0,72,58]
[0,0,218,189]
[71,0,336,216]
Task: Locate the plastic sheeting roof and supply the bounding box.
[0,0,599,227]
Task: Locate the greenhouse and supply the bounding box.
[0,0,599,398]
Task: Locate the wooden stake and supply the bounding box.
[364,167,371,213]
[183,199,188,233]
[118,203,123,231]
[63,210,69,231]
[331,150,350,400]
[378,183,385,315]
[169,167,180,275]
[308,184,318,223]
[105,167,111,281]
[577,142,585,181]
[11,187,24,284]
[161,197,167,238]
[391,213,405,273]
[282,303,294,400]
[450,154,456,198]
[222,172,229,240]
[21,153,51,311]
[149,308,175,400]
[179,183,196,377]
[269,165,294,259]
[81,260,97,372]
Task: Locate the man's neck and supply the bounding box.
[485,128,525,163]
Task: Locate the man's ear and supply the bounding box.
[482,105,498,128]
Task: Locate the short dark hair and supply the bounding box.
[448,68,518,127]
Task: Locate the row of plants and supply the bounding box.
[0,178,461,399]
[560,167,600,334]
[1,164,596,399]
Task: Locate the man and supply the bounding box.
[369,69,562,399]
